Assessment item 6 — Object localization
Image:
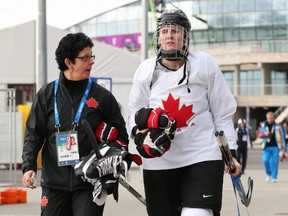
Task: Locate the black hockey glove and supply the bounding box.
[93,173,120,205]
[134,128,171,158]
[85,145,128,179]
[135,107,177,139]
[74,145,128,179]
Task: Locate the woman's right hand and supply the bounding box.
[22,170,37,189]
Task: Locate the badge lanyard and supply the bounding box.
[54,78,92,132]
[54,78,92,166]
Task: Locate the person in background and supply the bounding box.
[128,9,242,216]
[280,120,288,161]
[281,121,288,150]
[236,118,252,174]
[258,111,286,183]
[21,32,130,216]
[256,121,264,139]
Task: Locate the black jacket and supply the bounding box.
[22,72,129,191]
[236,126,251,149]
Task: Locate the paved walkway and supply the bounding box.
[1,154,288,216]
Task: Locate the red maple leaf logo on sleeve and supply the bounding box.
[162,93,195,128]
[86,97,99,108]
[41,195,48,207]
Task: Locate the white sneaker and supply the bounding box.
[265,175,270,182]
[271,179,277,183]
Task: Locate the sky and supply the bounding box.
[0,0,135,30]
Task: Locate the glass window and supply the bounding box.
[192,1,202,14]
[196,0,207,14]
[273,11,288,25]
[208,29,224,43]
[223,71,234,93]
[240,27,256,40]
[256,0,272,11]
[273,25,288,38]
[208,14,223,28]
[256,26,273,39]
[223,0,239,13]
[223,14,239,27]
[273,0,288,10]
[271,70,288,95]
[239,0,255,12]
[275,40,288,52]
[260,41,275,52]
[240,70,261,96]
[191,30,209,44]
[224,28,240,41]
[240,13,256,27]
[256,11,272,26]
[207,1,222,14]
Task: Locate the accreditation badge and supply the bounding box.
[242,135,247,142]
[56,131,80,166]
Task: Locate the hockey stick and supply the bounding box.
[81,119,146,206]
[215,131,253,207]
[118,174,146,205]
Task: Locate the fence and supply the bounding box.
[0,89,19,187]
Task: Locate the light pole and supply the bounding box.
[36,0,47,92]
[141,0,148,62]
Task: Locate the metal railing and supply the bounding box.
[274,106,288,124]
[0,89,17,187]
[234,84,288,96]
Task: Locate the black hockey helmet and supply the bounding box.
[157,9,191,32]
[155,9,191,60]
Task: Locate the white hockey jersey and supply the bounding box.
[128,51,237,170]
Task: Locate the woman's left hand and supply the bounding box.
[224,158,242,177]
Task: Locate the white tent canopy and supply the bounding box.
[0,21,140,84]
[0,21,141,127]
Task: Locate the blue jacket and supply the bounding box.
[260,121,286,150]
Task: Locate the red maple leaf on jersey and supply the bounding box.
[162,93,195,128]
[41,195,48,207]
[86,97,99,108]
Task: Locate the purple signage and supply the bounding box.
[92,33,141,51]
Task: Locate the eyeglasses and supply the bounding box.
[75,55,95,62]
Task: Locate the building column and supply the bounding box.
[234,65,240,96]
[262,63,270,96]
[246,105,250,127]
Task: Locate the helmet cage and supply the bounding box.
[154,24,190,60]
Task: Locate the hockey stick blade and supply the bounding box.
[232,175,253,207]
[81,119,146,206]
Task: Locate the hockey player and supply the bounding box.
[128,9,242,216]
